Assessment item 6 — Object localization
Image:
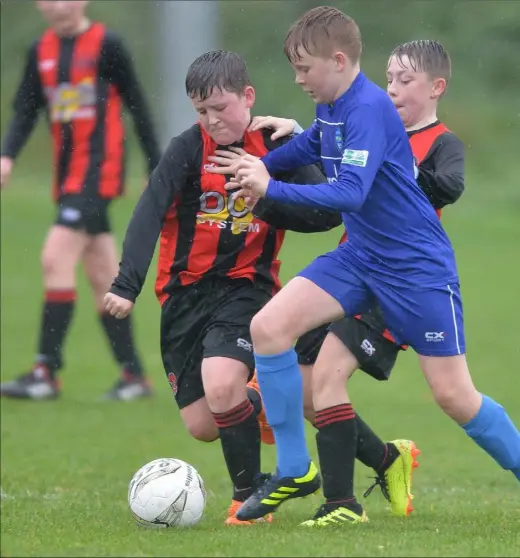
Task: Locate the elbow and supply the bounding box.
[451,180,465,203]
[332,180,366,213]
[339,196,364,213]
[327,214,343,229]
[441,178,465,207]
[311,210,342,231]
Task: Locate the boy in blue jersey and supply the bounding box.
[209,6,520,526]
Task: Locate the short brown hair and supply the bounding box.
[390,40,452,85]
[185,50,252,101]
[284,6,362,64]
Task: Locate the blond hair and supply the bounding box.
[284,6,362,64]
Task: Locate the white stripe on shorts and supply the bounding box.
[447,284,461,355]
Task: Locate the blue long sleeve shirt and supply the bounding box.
[262,72,458,288]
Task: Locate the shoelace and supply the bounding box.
[363,475,390,501]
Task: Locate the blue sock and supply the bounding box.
[255,348,310,478]
[463,394,520,481]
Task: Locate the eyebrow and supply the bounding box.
[196,102,227,110]
[386,69,412,76]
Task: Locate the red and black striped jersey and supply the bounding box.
[110,124,341,305]
[1,22,161,200]
[408,121,465,216]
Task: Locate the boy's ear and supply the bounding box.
[333,51,348,72]
[431,77,447,99]
[243,85,256,109]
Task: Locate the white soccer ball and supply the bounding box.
[128,458,206,528]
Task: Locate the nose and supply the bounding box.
[208,113,220,127]
[387,80,398,97]
[294,73,305,86]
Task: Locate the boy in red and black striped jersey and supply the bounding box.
[235,40,466,519]
[0,1,161,401]
[104,50,341,524]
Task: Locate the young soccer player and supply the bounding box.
[232,39,465,518]
[210,7,519,525]
[103,50,340,525]
[0,0,161,401]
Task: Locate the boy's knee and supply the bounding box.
[40,253,77,288]
[432,383,480,424]
[205,380,242,412]
[185,419,218,442]
[250,313,273,346]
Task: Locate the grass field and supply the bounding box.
[1,155,519,557]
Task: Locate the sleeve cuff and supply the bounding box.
[109,284,138,303]
[292,120,304,135]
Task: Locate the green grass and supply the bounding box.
[1,159,520,557]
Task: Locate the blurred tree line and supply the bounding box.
[1,1,519,203]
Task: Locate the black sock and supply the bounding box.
[213,399,261,502]
[36,289,76,378]
[100,313,143,377]
[247,386,263,416]
[315,404,362,511]
[356,415,400,473]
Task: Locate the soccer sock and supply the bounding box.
[100,313,143,377]
[36,289,76,378]
[255,349,310,478]
[315,404,362,511]
[462,394,520,480]
[247,385,263,416]
[356,415,400,473]
[212,399,261,502]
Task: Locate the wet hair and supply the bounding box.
[284,6,362,64]
[390,40,451,85]
[185,50,252,101]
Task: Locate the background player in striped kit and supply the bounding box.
[0,1,161,401]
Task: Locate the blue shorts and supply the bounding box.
[298,250,465,357]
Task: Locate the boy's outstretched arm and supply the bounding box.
[254,163,342,232]
[266,104,386,213]
[418,133,465,209]
[109,136,187,303]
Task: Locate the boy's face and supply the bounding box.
[386,54,446,128]
[36,1,88,36]
[191,87,255,145]
[290,48,346,104]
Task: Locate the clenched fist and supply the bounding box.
[104,292,134,319]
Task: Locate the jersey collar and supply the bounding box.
[327,71,366,112]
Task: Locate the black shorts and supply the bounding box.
[295,307,402,381]
[55,194,112,235]
[160,278,272,409]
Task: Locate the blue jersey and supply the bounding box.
[262,72,458,288]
